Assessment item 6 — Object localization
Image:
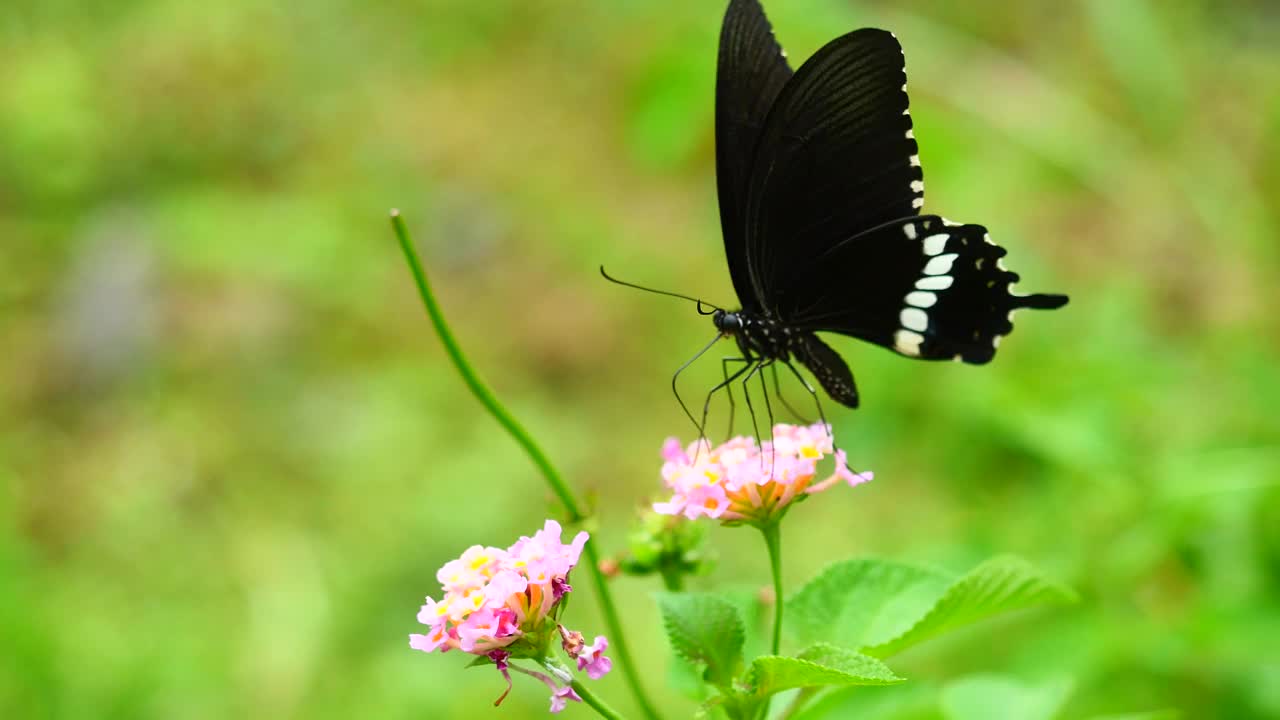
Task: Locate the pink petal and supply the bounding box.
[549,685,582,713]
[564,530,589,567]
[409,625,449,653]
[540,519,564,544]
[484,570,528,607]
[416,597,445,625]
[576,635,613,679]
[834,450,873,486]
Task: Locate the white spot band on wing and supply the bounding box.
[900,307,929,332]
[905,291,937,308]
[922,233,948,256]
[916,275,954,290]
[922,253,959,276]
[894,329,924,356]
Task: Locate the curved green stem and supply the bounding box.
[391,211,580,519]
[571,678,628,720]
[520,660,628,720]
[391,211,660,720]
[760,522,784,656]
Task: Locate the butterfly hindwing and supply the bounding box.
[717,0,794,313]
[740,27,924,311]
[788,216,1068,363]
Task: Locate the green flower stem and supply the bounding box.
[658,560,685,592]
[755,522,786,720]
[760,522,785,655]
[572,678,628,720]
[391,211,660,720]
[391,211,579,518]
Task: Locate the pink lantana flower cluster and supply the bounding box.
[409,520,610,712]
[654,423,872,526]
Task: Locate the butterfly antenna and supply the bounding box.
[599,266,723,315]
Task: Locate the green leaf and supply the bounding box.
[718,585,770,661]
[786,558,954,650]
[787,556,1077,658]
[667,655,708,702]
[940,674,1073,720]
[866,556,1078,657]
[656,592,745,687]
[746,643,903,699]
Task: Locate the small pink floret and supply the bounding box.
[576,635,613,680]
[549,684,582,713]
[410,520,592,661]
[653,423,871,525]
[661,437,687,463]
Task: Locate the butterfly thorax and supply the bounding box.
[713,309,797,361]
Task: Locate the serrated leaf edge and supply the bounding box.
[746,653,904,698]
[655,592,746,684]
[864,555,1078,658]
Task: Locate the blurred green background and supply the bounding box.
[3,0,1279,717]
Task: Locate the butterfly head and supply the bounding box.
[712,309,743,335]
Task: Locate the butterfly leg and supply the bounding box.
[771,364,811,423]
[697,357,753,445]
[780,360,842,464]
[718,357,751,441]
[780,360,828,432]
[757,361,779,478]
[672,332,727,438]
[738,361,762,453]
[739,361,774,471]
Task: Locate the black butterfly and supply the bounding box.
[607,0,1067,428]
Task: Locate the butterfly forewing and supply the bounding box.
[741,28,924,312]
[717,0,794,312]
